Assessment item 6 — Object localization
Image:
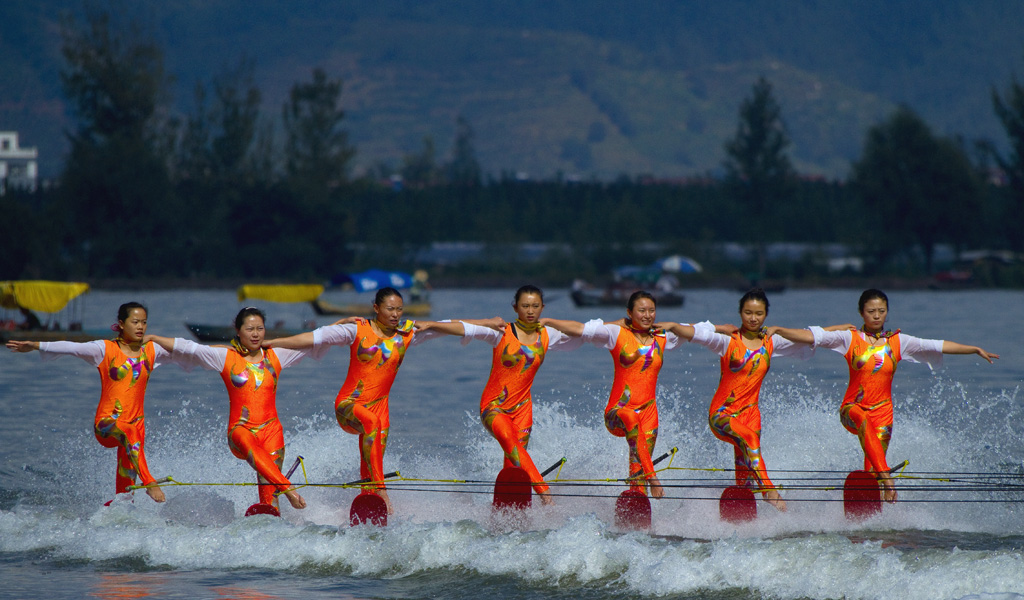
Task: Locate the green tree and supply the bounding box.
[851,106,982,273]
[402,136,440,187]
[58,7,177,276]
[722,77,795,280]
[444,114,482,185]
[282,67,355,203]
[991,59,1024,252]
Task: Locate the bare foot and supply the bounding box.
[283,488,306,509]
[376,488,394,515]
[538,490,555,506]
[880,475,898,503]
[648,476,665,499]
[144,485,166,503]
[764,489,787,512]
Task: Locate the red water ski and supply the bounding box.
[614,489,652,529]
[245,502,281,517]
[844,470,882,519]
[719,486,757,523]
[493,466,532,510]
[350,491,388,526]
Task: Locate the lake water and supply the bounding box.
[1,287,1022,600]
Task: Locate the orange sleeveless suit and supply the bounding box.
[708,333,776,490]
[219,348,294,506]
[95,340,160,494]
[841,329,901,474]
[604,327,666,493]
[334,320,414,489]
[479,324,551,493]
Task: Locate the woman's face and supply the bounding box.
[628,297,657,329]
[739,299,768,332]
[374,294,404,329]
[514,293,544,323]
[119,308,148,343]
[236,315,266,352]
[860,298,888,331]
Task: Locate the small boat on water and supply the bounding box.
[570,256,699,308]
[184,284,322,342]
[0,281,108,343]
[571,280,685,307]
[312,269,432,316]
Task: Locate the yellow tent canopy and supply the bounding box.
[237,284,324,304]
[0,281,90,313]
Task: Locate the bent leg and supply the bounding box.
[482,409,550,494]
[606,406,660,496]
[229,421,294,505]
[95,415,162,501]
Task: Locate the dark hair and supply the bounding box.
[513,285,544,305]
[234,306,266,330]
[858,289,889,313]
[117,302,147,322]
[374,287,403,306]
[626,290,656,311]
[738,288,770,315]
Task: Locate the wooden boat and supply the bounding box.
[310,297,431,317]
[184,322,309,343]
[0,281,100,342]
[184,284,323,342]
[570,280,684,308]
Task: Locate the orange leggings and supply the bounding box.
[336,398,390,489]
[605,402,659,494]
[840,402,893,474]
[228,418,290,506]
[481,398,549,494]
[95,414,156,494]
[709,405,775,491]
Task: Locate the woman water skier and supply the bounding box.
[542,290,702,498]
[426,285,583,506]
[147,307,308,512]
[266,287,466,514]
[769,288,999,503]
[662,289,833,512]
[6,302,169,503]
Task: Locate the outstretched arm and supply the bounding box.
[660,322,696,341]
[414,320,466,336]
[6,340,39,353]
[823,323,855,332]
[265,331,316,350]
[540,318,585,337]
[942,341,999,363]
[144,335,176,353]
[766,326,816,344]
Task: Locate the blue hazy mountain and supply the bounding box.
[2,1,1022,179]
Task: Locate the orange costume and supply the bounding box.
[38,340,172,495]
[583,321,687,493]
[170,338,312,506]
[691,326,813,491]
[811,327,943,474]
[313,321,445,490]
[463,322,582,493]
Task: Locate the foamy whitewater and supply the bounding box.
[1,289,1022,600]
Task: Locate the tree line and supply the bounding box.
[1,8,1023,286]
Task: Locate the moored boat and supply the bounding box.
[0,281,104,343]
[184,284,322,342]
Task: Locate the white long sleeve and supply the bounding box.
[809,327,943,367]
[38,340,172,368]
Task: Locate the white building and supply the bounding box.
[0,131,39,194]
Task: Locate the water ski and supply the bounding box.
[719,486,757,523]
[350,491,388,526]
[614,490,652,529]
[493,466,532,510]
[244,502,281,517]
[843,470,882,519]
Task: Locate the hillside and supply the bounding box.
[2,1,1022,179]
